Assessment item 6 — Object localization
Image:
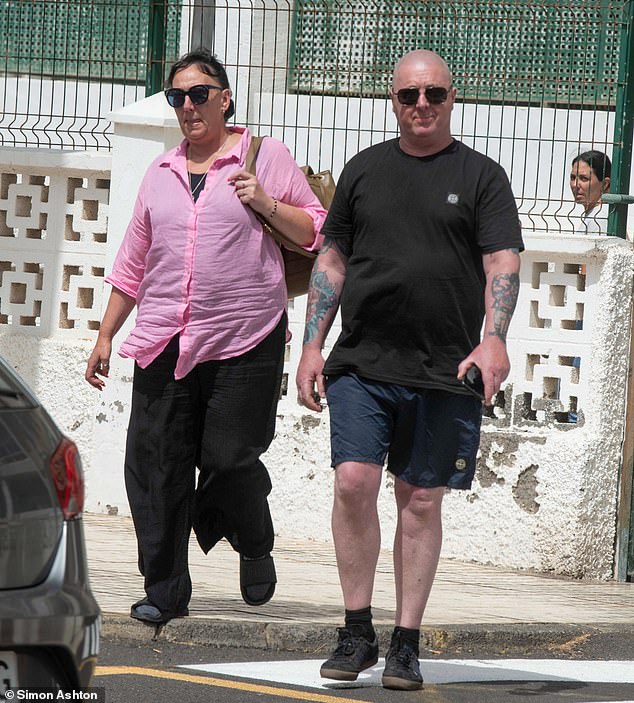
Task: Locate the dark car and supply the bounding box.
[0,355,100,691]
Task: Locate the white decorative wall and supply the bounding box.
[1,96,632,580]
[443,237,634,579]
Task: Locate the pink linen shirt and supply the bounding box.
[106,128,326,379]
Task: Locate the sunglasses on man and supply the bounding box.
[164,84,223,108]
[395,86,452,105]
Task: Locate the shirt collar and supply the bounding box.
[159,127,251,170]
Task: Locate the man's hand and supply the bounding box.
[457,335,510,406]
[296,238,349,411]
[296,347,327,412]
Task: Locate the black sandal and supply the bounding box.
[130,597,189,624]
[240,554,277,606]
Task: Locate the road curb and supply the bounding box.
[101,614,633,656]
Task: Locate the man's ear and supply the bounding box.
[603,176,611,193]
[388,88,397,116]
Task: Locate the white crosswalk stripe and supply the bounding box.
[181,658,634,693]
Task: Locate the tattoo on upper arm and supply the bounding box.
[488,272,520,342]
[303,268,340,345]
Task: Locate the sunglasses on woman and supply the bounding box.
[164,84,223,108]
[395,86,451,105]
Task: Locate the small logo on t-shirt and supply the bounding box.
[454,458,467,471]
[447,193,460,205]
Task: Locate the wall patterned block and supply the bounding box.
[58,256,106,333]
[0,149,111,337]
[503,248,598,428]
[527,260,588,333]
[67,179,110,246]
[0,256,48,329]
[520,347,583,423]
[5,180,49,235]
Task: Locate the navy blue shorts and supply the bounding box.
[326,373,483,490]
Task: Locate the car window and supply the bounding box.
[0,361,35,409]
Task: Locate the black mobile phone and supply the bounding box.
[461,365,485,401]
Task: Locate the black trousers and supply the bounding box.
[124,314,286,613]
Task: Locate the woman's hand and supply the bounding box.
[228,169,274,217]
[228,168,315,248]
[85,337,112,391]
[84,287,136,390]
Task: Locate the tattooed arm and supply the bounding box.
[484,248,521,343]
[296,236,350,412]
[457,248,521,405]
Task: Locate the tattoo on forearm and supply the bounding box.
[322,235,352,259]
[320,239,333,255]
[303,269,339,345]
[488,272,520,342]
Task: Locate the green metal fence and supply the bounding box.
[290,0,622,107]
[0,1,632,230]
[3,0,180,83]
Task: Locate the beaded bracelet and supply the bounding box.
[269,197,278,219]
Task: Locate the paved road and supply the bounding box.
[93,637,634,703]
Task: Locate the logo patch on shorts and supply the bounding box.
[454,458,468,471]
[447,193,460,205]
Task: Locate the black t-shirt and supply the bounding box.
[322,138,524,393]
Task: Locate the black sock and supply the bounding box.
[345,606,375,640]
[393,626,420,654]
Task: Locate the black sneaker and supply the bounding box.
[320,626,379,681]
[382,631,423,690]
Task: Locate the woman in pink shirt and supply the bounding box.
[85,49,326,624]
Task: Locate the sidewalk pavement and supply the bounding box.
[84,513,634,654]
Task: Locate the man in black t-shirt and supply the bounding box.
[297,50,523,691]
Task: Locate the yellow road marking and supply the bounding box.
[95,666,372,703]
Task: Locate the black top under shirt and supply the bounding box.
[189,172,207,202]
[322,138,524,394]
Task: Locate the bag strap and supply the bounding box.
[244,135,313,257]
[245,135,265,176]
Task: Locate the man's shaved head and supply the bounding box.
[392,50,453,90]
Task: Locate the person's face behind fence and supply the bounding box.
[170,64,231,148]
[391,52,456,149]
[570,160,608,214]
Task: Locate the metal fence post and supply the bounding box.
[607,0,634,239]
[608,0,634,583]
[146,0,167,96]
[190,0,216,50]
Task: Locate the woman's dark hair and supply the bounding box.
[166,48,235,121]
[572,150,612,182]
